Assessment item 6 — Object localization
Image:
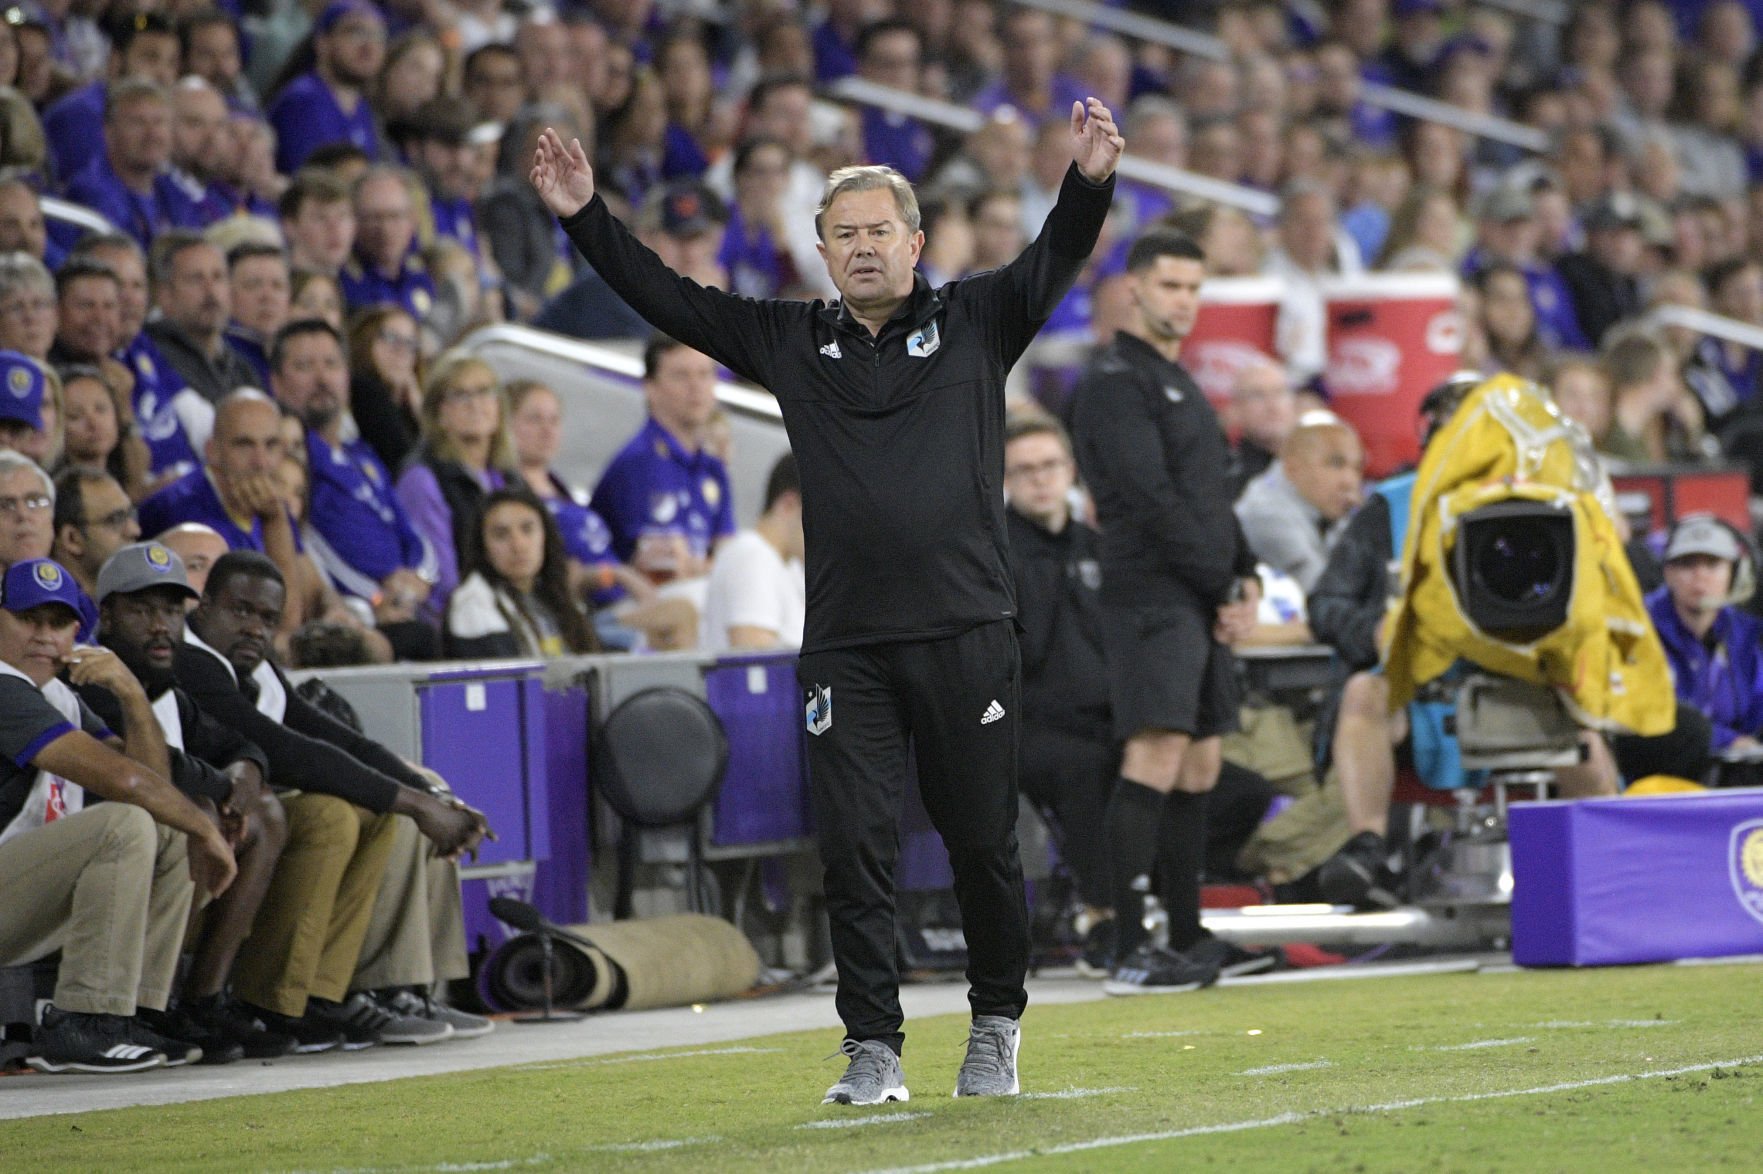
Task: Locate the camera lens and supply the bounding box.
[1473,522,1563,604]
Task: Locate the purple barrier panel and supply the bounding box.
[1512,790,1763,966]
[529,679,591,926]
[705,655,812,846]
[420,677,528,866]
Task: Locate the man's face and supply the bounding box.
[272,331,349,429]
[971,194,1023,267]
[160,530,227,599]
[1589,224,1644,275]
[88,245,148,338]
[285,197,355,273]
[817,187,924,311]
[197,572,284,676]
[108,95,173,174]
[56,275,121,360]
[1714,264,1763,324]
[66,475,140,577]
[208,398,286,492]
[102,586,187,675]
[230,255,290,337]
[160,243,230,338]
[645,346,718,437]
[858,28,920,91]
[1284,427,1365,522]
[318,13,386,89]
[751,83,813,156]
[1280,191,1337,270]
[0,467,53,564]
[1130,255,1206,345]
[1231,364,1297,448]
[1665,553,1734,615]
[516,19,572,91]
[1004,431,1075,527]
[0,186,46,260]
[354,175,416,270]
[0,604,78,688]
[186,23,241,90]
[0,281,56,358]
[414,137,476,200]
[119,31,180,87]
[465,49,526,123]
[171,85,229,178]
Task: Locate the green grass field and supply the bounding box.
[8,961,1761,1172]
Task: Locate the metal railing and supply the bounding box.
[828,76,1280,216]
[1648,304,1763,352]
[1008,0,1549,153]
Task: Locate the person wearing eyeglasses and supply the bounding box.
[0,448,54,569]
[50,468,140,604]
[266,0,386,176]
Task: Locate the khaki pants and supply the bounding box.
[231,794,397,1017]
[0,804,193,1016]
[352,816,467,991]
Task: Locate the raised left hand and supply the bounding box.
[1070,97,1125,183]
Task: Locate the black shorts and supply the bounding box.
[1101,601,1242,742]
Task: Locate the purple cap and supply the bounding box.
[1393,0,1445,16]
[0,349,45,431]
[0,559,87,621]
[315,0,383,35]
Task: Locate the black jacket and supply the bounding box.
[558,163,1113,653]
[1006,508,1110,740]
[77,680,268,805]
[1307,492,1392,672]
[1069,332,1256,610]
[174,638,438,812]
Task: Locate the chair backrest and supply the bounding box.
[593,686,730,827]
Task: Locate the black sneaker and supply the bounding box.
[305,992,389,1051]
[137,1006,240,1065]
[244,1004,345,1055]
[1185,934,1280,978]
[25,1006,166,1074]
[1074,919,1115,979]
[124,1014,206,1067]
[183,994,299,1059]
[1102,943,1222,996]
[1317,831,1401,910]
[378,987,493,1040]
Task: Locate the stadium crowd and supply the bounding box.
[6,0,1763,1068]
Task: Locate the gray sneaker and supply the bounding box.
[356,990,453,1045]
[381,988,494,1040]
[822,1038,910,1106]
[953,1015,1020,1097]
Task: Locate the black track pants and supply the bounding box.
[797,620,1027,1052]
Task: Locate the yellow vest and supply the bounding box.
[1382,375,1675,736]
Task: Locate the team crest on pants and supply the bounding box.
[806,684,833,736]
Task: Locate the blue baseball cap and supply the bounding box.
[0,350,45,431]
[315,0,383,35]
[0,558,87,622]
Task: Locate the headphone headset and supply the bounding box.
[1664,513,1757,607]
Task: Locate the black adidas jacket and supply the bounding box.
[1069,331,1256,611]
[559,164,1113,653]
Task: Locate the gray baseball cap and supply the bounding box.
[96,541,201,604]
[1664,515,1742,564]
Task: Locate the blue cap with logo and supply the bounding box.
[0,350,45,432]
[0,558,87,621]
[315,0,383,35]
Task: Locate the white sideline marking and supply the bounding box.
[1238,1061,1334,1076]
[520,1045,782,1071]
[1020,1086,1135,1100]
[859,1053,1763,1174]
[800,1112,929,1129]
[1430,1037,1535,1051]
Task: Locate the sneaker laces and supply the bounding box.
[829,1038,893,1085]
[959,1021,1013,1079]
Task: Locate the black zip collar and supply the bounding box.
[820,273,944,340]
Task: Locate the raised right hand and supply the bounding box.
[530,128,596,219]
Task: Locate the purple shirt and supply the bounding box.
[42,81,104,185]
[64,155,201,249]
[268,72,382,174]
[590,417,735,564]
[121,333,204,479]
[393,459,506,617]
[861,107,935,183]
[137,466,301,554]
[972,74,1088,128]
